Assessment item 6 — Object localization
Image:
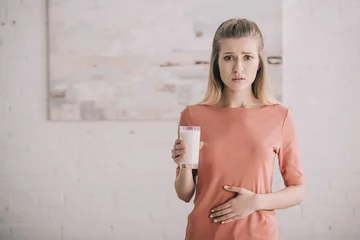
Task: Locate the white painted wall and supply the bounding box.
[280,0,360,239]
[0,0,359,240]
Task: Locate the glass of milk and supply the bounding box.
[179,126,201,169]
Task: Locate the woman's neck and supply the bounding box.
[217,88,263,108]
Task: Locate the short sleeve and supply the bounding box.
[178,106,193,129]
[175,106,193,177]
[278,109,305,187]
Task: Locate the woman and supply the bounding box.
[171,18,305,240]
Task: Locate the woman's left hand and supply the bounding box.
[209,186,259,224]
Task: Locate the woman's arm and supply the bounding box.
[256,184,305,210]
[173,106,201,203]
[174,168,196,203]
[263,108,305,210]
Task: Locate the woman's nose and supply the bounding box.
[233,61,244,73]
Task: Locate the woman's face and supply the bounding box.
[218,37,260,92]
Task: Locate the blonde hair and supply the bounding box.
[200,18,278,106]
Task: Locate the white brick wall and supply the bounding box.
[0,1,359,240]
[281,0,360,240]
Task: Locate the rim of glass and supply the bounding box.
[179,126,200,130]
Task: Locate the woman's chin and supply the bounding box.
[224,83,251,92]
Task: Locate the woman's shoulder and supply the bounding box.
[179,104,214,122]
[261,103,293,120]
[188,102,290,111]
[180,104,206,115]
[272,103,293,116]
[183,103,214,113]
[271,103,291,113]
[182,102,292,117]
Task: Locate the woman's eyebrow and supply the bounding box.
[222,51,255,55]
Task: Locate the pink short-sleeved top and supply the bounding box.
[175,104,304,240]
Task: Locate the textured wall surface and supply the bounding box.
[48,0,282,121]
[0,0,359,239]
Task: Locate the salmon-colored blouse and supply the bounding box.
[175,104,304,240]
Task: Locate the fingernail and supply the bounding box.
[213,219,217,223]
[221,221,225,224]
[211,210,214,213]
[224,186,229,189]
[209,215,213,218]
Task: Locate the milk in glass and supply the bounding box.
[179,126,201,169]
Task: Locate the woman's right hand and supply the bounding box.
[171,137,186,164]
[171,138,204,165]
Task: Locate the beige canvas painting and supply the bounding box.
[48,0,282,121]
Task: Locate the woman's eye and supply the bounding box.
[244,55,253,60]
[224,56,233,61]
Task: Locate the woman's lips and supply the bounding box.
[232,77,246,82]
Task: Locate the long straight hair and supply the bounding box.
[200,18,278,105]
